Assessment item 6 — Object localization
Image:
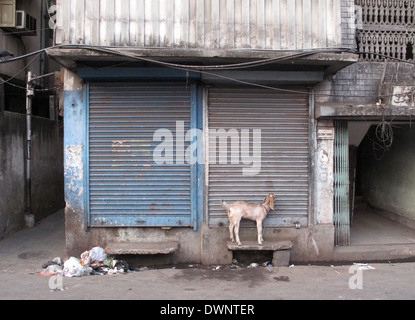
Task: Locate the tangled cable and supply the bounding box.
[371,118,395,160]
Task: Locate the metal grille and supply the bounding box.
[356,0,415,27]
[88,83,193,227]
[334,120,350,246]
[357,29,415,61]
[356,0,415,61]
[207,88,310,228]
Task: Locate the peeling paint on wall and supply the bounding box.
[65,144,84,201]
[315,122,335,225]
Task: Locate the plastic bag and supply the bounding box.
[80,247,107,266]
[63,257,92,277]
[89,247,107,262]
[42,257,63,269]
[80,251,91,266]
[39,264,63,276]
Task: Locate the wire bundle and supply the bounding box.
[372,120,395,160]
[0,44,414,98]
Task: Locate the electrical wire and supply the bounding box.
[376,120,394,150]
[72,45,415,98]
[5,81,62,92]
[1,44,415,98]
[2,44,414,69]
[87,46,353,71]
[0,46,48,64]
[0,45,357,96]
[0,52,43,85]
[0,44,355,67]
[366,117,396,160]
[0,43,408,151]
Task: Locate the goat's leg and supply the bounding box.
[229,223,235,243]
[235,219,242,246]
[256,220,264,245]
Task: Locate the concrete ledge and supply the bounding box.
[227,240,293,266]
[315,103,415,120]
[47,47,357,63]
[106,241,179,255]
[227,240,292,251]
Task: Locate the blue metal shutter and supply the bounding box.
[208,88,310,227]
[88,83,193,227]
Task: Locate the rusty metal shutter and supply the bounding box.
[207,88,310,227]
[88,83,193,227]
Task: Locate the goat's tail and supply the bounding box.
[221,200,230,211]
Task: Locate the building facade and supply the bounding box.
[49,0,415,263]
[316,0,415,248]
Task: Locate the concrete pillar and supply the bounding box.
[314,120,334,225]
[62,68,88,256]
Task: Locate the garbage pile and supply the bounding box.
[39,247,130,277]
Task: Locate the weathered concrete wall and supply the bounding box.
[31,117,65,220]
[314,120,334,225]
[63,69,88,254]
[0,112,64,239]
[0,113,25,237]
[341,0,356,48]
[316,62,415,105]
[359,125,415,227]
[201,224,335,264]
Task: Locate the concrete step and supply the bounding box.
[106,241,179,255]
[227,240,292,251]
[332,243,415,262]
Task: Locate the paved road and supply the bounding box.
[1,210,415,301]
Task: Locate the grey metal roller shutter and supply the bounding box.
[208,88,310,227]
[88,82,193,227]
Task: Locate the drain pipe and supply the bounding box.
[24,71,34,228]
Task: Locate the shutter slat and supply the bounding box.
[208,88,309,227]
[88,83,193,227]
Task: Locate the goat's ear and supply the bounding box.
[270,199,275,211]
[267,194,275,210]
